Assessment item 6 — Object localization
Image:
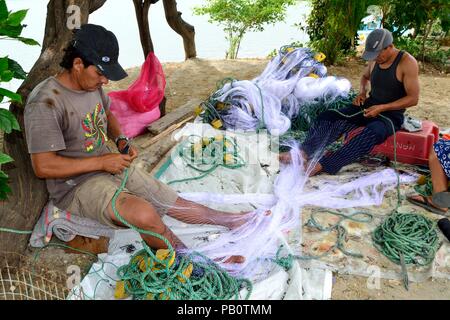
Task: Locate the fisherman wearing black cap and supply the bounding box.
[24,24,248,260]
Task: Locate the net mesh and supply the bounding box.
[0,252,70,300]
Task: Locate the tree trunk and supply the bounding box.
[421,18,435,63]
[0,0,107,264]
[133,0,154,59]
[162,0,196,60]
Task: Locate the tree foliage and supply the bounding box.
[382,0,449,38]
[304,0,449,66]
[194,0,297,59]
[0,0,39,199]
[304,0,378,65]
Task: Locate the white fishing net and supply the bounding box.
[199,47,352,136]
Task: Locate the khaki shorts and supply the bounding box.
[66,164,179,229]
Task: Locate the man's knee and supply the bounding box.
[108,193,162,230]
[365,123,392,145]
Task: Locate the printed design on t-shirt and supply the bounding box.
[82,103,108,153]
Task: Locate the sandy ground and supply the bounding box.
[10,58,449,300]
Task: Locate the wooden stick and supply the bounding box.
[140,115,195,149]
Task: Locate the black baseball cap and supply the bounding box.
[362,29,394,61]
[73,24,128,81]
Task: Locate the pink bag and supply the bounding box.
[109,53,166,138]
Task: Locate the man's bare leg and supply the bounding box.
[308,162,323,177]
[430,148,448,195]
[408,148,448,213]
[107,193,246,263]
[279,149,308,165]
[107,193,186,250]
[166,197,252,230]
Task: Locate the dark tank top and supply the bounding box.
[366,51,407,127]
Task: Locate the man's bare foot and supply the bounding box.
[225,210,273,230]
[215,255,246,264]
[222,212,252,230]
[407,194,448,215]
[279,151,308,166]
[309,163,323,177]
[279,152,293,164]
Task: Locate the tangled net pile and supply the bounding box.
[196,46,353,136]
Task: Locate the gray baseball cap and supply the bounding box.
[362,29,393,61]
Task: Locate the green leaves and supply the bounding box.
[0,109,20,134]
[7,58,27,80]
[0,1,39,46]
[0,152,13,166]
[0,152,13,200]
[17,37,40,46]
[6,9,27,27]
[0,0,7,21]
[0,0,32,201]
[0,88,22,103]
[0,176,12,200]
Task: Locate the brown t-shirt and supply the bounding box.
[24,77,111,209]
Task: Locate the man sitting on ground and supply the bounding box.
[281,29,420,176]
[24,24,247,262]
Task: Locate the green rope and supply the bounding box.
[0,227,33,235]
[254,82,266,130]
[414,175,434,197]
[372,213,439,263]
[154,157,173,180]
[165,135,246,185]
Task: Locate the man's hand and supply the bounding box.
[363,105,386,118]
[353,93,367,106]
[100,153,132,175]
[128,145,139,162]
[117,140,139,162]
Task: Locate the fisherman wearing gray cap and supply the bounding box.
[281,28,420,176]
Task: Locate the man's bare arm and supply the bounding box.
[360,62,373,96]
[31,152,132,179]
[354,62,374,106]
[105,109,139,160]
[381,55,420,111]
[106,109,123,142]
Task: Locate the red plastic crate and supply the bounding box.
[345,120,439,166]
